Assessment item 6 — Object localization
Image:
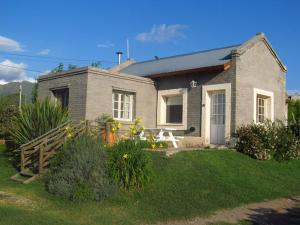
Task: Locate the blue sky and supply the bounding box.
[0,0,299,91]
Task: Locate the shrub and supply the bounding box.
[236,120,300,161]
[108,140,152,190]
[10,98,69,145]
[0,94,19,140]
[44,134,115,201]
[235,123,272,160]
[288,99,300,137]
[273,126,300,161]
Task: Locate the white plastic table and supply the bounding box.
[139,128,183,148]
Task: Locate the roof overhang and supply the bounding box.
[145,63,231,79]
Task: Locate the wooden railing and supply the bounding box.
[19,121,89,175]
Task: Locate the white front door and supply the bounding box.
[210,92,225,144]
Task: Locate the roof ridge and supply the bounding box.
[131,44,241,66]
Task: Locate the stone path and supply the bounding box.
[150,197,300,225]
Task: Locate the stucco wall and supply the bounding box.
[85,69,157,128]
[155,67,234,136]
[37,70,88,121]
[235,40,286,129]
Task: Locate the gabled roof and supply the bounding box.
[119,33,287,77]
[120,45,240,76]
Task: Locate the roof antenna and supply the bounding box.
[126,39,130,60]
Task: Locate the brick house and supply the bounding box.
[37,33,287,145]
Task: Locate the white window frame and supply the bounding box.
[253,88,274,124]
[157,88,188,130]
[112,91,133,121]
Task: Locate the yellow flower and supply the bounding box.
[111,127,116,132]
[123,153,129,160]
[141,125,145,130]
[159,143,163,148]
[151,144,156,149]
[117,122,122,129]
[67,133,73,138]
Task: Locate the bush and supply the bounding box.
[235,123,272,160]
[108,140,152,190]
[0,94,19,140]
[236,120,300,161]
[44,134,115,201]
[10,98,69,145]
[288,99,300,137]
[273,126,300,161]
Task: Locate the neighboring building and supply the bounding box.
[37,33,287,145]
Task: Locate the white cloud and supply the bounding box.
[97,41,114,48]
[37,49,51,55]
[0,35,23,52]
[136,24,188,43]
[0,59,34,83]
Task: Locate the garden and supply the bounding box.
[0,97,299,225]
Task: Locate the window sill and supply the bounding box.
[115,119,133,125]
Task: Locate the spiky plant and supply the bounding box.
[10,98,69,145]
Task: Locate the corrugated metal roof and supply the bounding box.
[121,45,240,76]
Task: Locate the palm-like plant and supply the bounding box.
[10,98,69,145]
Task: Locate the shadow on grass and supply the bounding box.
[245,198,300,225]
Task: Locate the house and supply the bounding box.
[37,33,287,145]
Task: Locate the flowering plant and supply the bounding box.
[128,118,145,137]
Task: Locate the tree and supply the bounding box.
[68,64,77,70]
[288,99,300,123]
[51,63,64,73]
[90,61,101,68]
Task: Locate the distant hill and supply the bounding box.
[0,81,34,103]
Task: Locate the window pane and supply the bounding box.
[166,95,182,105]
[114,93,118,101]
[113,110,118,118]
[113,102,118,110]
[165,95,183,123]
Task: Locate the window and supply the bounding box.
[112,91,133,121]
[256,97,266,123]
[253,88,274,124]
[52,88,69,109]
[165,95,183,123]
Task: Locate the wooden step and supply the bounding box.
[10,172,38,184]
[20,170,36,177]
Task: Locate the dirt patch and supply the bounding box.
[150,197,300,225]
[0,191,34,208]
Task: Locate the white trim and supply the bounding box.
[201,83,231,144]
[157,88,188,130]
[253,88,274,123]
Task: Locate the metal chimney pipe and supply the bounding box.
[116,51,123,65]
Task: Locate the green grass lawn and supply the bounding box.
[0,145,299,225]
